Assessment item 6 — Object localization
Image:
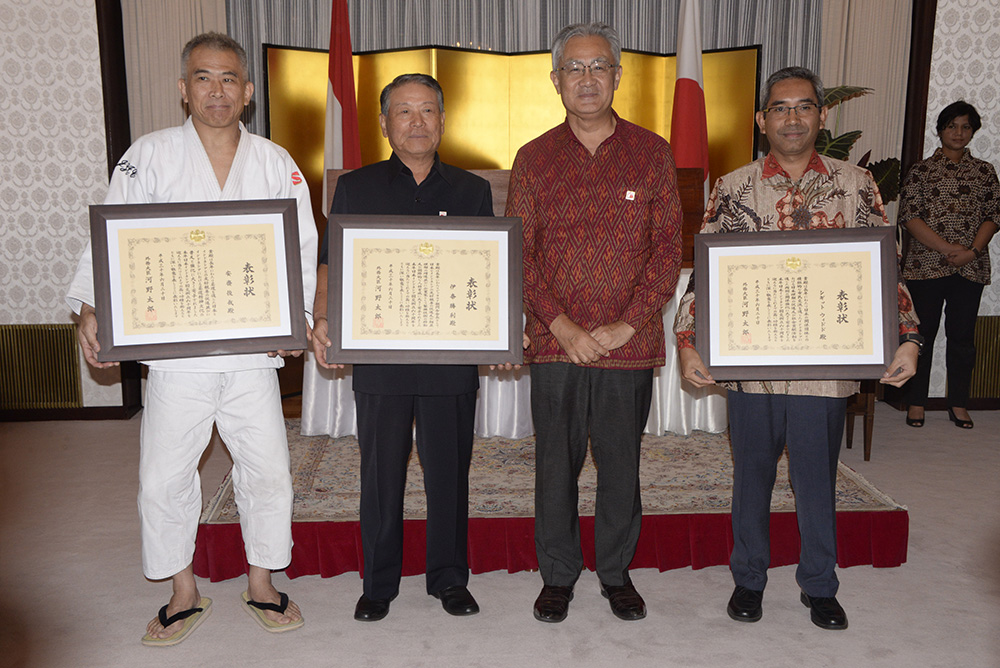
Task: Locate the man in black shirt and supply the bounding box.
[311,74,493,622]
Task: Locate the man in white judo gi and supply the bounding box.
[66,32,316,646]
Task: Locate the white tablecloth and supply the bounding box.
[301,270,728,438]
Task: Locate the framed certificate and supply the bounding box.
[90,199,306,362]
[327,215,523,365]
[694,226,898,380]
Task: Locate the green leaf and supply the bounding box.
[867,157,901,203]
[815,129,862,160]
[824,86,872,108]
[812,85,900,202]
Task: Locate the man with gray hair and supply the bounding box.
[506,22,682,623]
[675,66,921,630]
[311,73,493,622]
[67,32,313,645]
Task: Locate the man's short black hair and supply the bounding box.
[379,74,444,116]
[761,66,824,109]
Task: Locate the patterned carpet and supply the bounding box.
[201,419,903,524]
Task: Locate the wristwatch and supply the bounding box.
[968,245,983,259]
[900,332,925,355]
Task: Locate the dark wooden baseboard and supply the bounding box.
[0,405,142,422]
[882,397,1000,411]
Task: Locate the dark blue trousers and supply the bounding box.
[728,391,846,598]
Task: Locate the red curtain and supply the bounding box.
[194,510,908,582]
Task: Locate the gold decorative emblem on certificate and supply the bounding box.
[718,250,873,358]
[118,224,280,335]
[351,238,498,341]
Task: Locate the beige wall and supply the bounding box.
[923,0,1000,396]
[0,1,227,407]
[925,0,1000,314]
[0,0,121,406]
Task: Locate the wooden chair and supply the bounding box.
[845,380,877,461]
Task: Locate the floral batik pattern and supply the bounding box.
[673,151,918,398]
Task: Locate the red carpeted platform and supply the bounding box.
[194,511,908,582]
[194,426,908,582]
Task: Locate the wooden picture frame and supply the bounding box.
[327,215,523,365]
[693,226,898,380]
[90,199,306,362]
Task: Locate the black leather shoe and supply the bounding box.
[727,585,763,622]
[354,594,392,621]
[432,585,480,616]
[800,592,848,630]
[533,585,574,623]
[600,580,646,621]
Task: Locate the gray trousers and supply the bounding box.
[530,362,653,587]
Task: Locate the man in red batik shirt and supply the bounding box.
[505,21,682,624]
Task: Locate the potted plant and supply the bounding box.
[817,86,901,202]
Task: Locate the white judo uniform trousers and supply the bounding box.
[67,118,318,580]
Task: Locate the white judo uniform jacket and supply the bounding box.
[65,118,318,579]
[67,117,318,371]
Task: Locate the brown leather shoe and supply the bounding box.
[533,585,574,623]
[600,579,646,621]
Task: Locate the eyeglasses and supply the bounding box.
[762,103,820,117]
[556,60,617,78]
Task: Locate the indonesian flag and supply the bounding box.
[323,0,362,211]
[670,0,710,186]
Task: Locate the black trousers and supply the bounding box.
[904,274,985,408]
[530,362,653,588]
[728,391,846,598]
[355,391,476,600]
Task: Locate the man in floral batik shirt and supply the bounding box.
[674,67,921,631]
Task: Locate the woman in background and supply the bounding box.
[900,100,998,429]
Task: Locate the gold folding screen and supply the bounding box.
[265,46,759,222]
